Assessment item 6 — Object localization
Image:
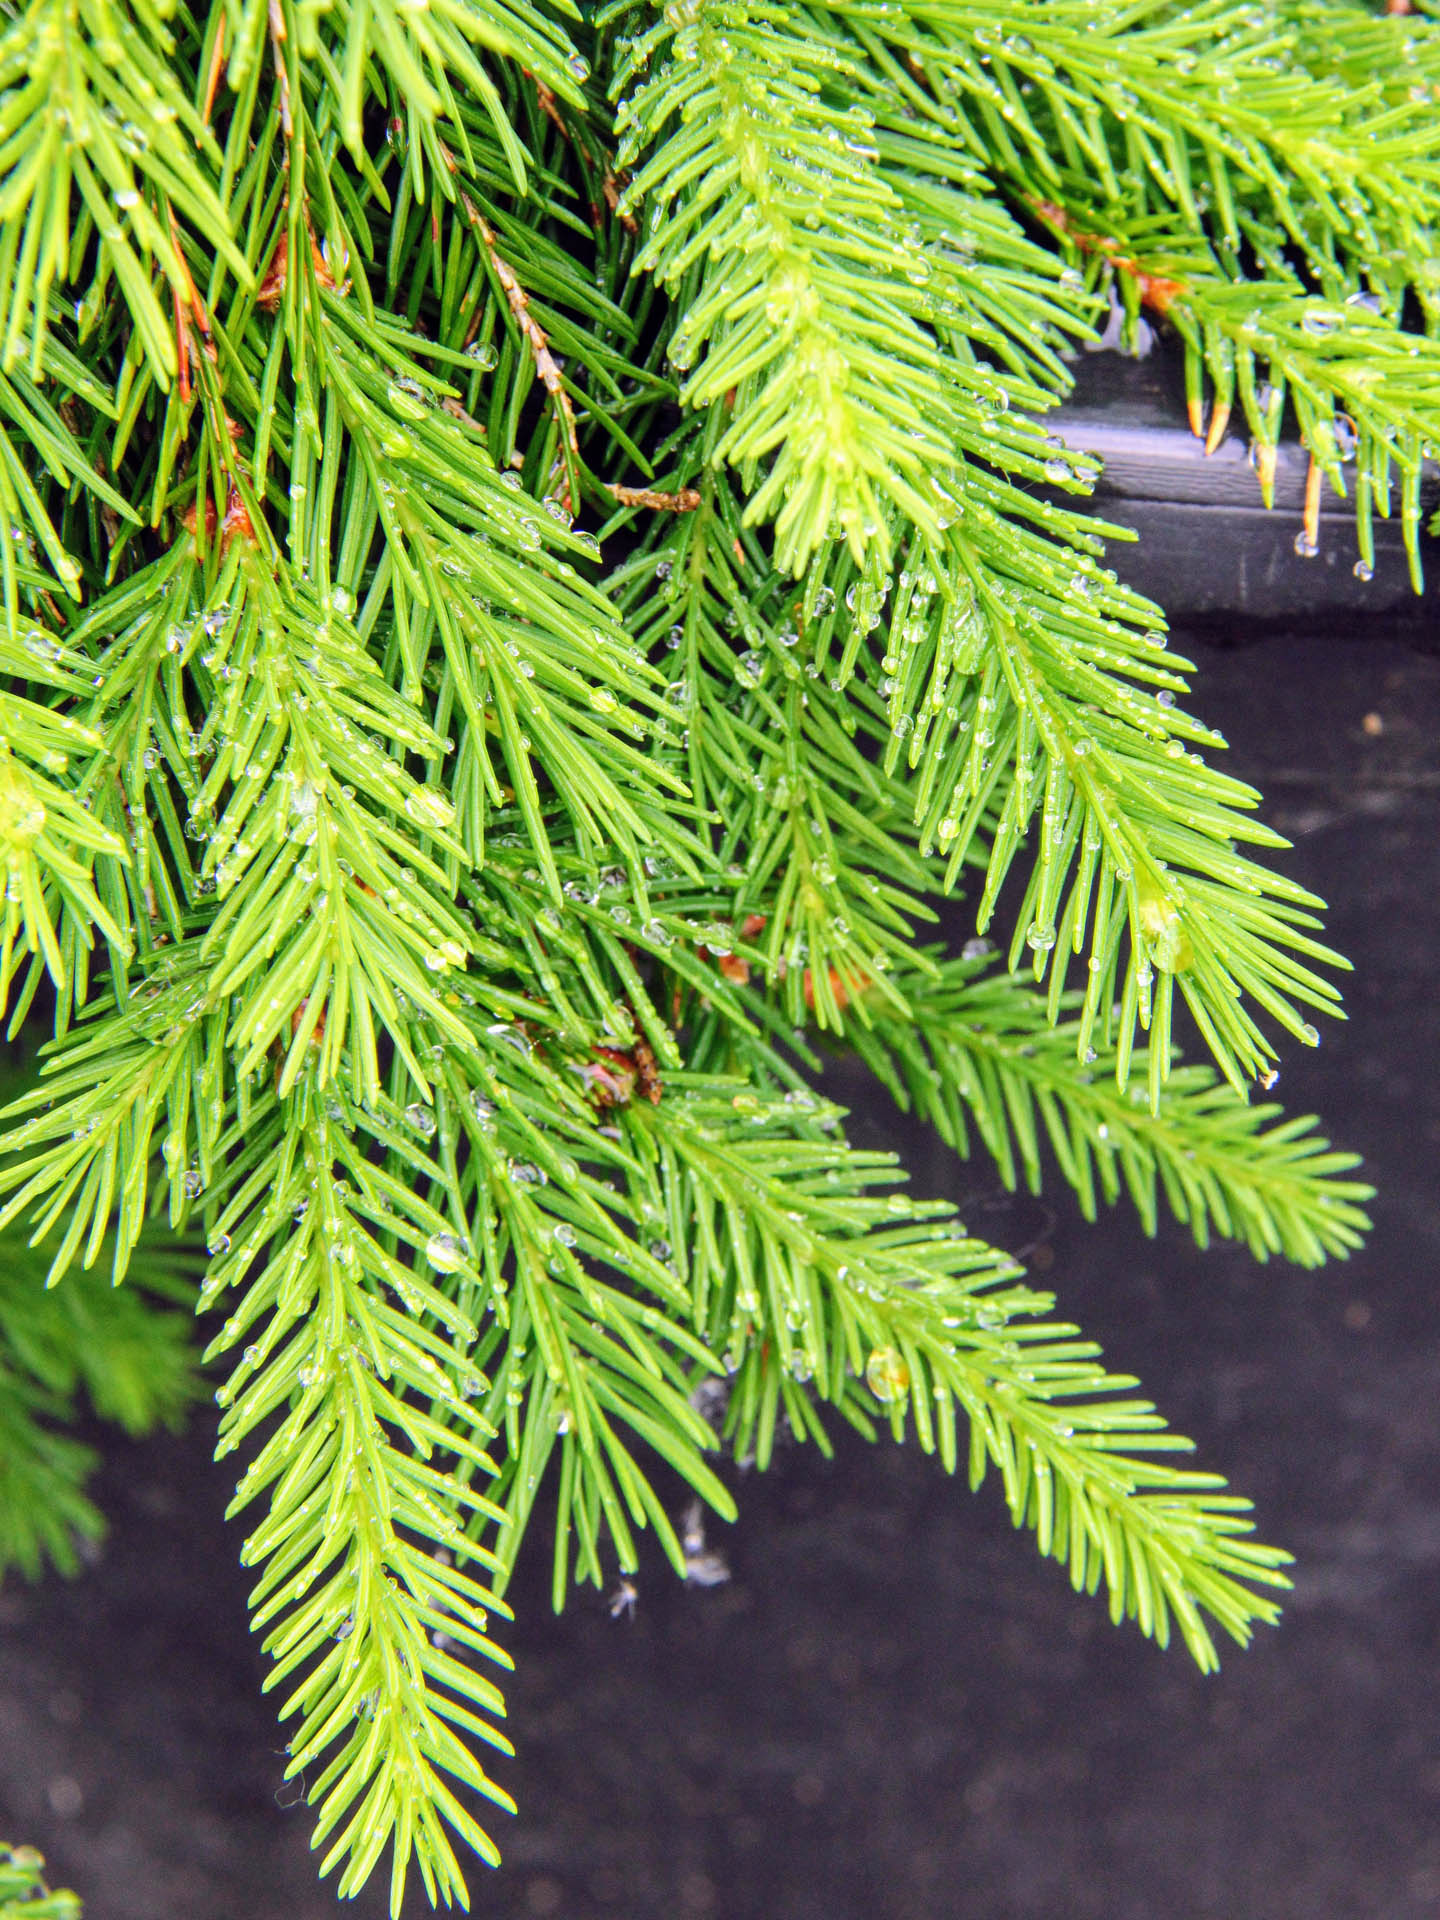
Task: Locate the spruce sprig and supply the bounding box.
[848,953,1374,1266]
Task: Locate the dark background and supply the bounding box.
[2,443,1438,1919]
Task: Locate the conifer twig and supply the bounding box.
[607,482,702,513]
[457,191,580,510]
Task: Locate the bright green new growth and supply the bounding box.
[0,0,1423,1906]
[0,1843,81,1920]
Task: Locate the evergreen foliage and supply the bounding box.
[0,1151,198,1578]
[2,0,1427,1904]
[0,1845,80,1920]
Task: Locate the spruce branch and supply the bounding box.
[833,517,1348,1097]
[413,1035,738,1601]
[0,1842,82,1920]
[611,469,938,1029]
[1029,200,1440,577]
[0,1356,104,1579]
[0,0,245,383]
[0,345,137,614]
[619,1078,1291,1671]
[0,638,129,1023]
[847,954,1374,1266]
[612,0,1078,570]
[207,1094,516,1912]
[0,1175,198,1578]
[0,949,219,1281]
[848,0,1440,287]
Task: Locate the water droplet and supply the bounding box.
[1300,307,1340,338]
[425,1231,467,1272]
[1136,878,1193,973]
[405,788,455,832]
[1026,923,1057,952]
[405,1103,437,1138]
[1353,559,1374,582]
[865,1346,910,1403]
[388,376,429,419]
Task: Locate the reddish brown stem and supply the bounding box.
[202,16,227,126]
[460,192,579,510]
[607,482,701,513]
[1031,199,1186,314]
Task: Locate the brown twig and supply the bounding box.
[531,75,570,141]
[202,16,228,127]
[255,216,337,314]
[1031,199,1186,314]
[173,284,192,405]
[168,209,212,405]
[440,396,486,434]
[459,191,579,509]
[181,413,255,554]
[256,229,289,313]
[1033,200,1259,459]
[601,172,639,237]
[180,479,255,555]
[607,482,701,513]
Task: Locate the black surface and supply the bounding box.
[3,629,1440,1920]
[1050,351,1440,625]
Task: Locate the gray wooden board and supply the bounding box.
[1046,350,1438,627]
